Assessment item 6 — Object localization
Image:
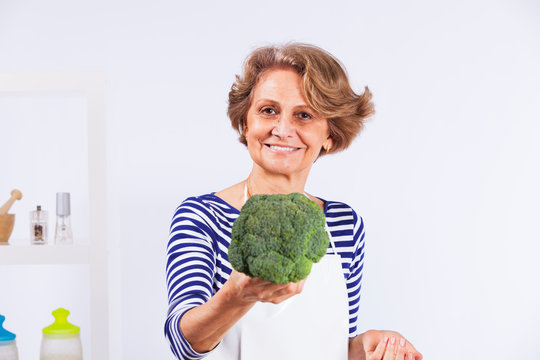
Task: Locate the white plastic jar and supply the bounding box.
[40,308,82,360]
[0,315,19,360]
[0,340,19,360]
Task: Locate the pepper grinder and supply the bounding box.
[55,192,73,245]
[30,205,48,245]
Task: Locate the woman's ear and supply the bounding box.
[324,137,334,152]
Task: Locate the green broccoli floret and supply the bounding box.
[228,193,329,284]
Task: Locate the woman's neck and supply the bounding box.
[246,164,311,196]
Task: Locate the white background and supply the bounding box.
[1,0,540,359]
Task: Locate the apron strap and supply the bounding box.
[326,223,339,255]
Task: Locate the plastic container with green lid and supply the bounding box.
[40,308,82,360]
[0,314,19,360]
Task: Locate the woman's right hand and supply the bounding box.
[180,270,306,353]
[224,269,306,305]
[180,270,305,353]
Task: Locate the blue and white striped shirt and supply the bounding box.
[165,193,365,360]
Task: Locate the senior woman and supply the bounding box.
[165,43,422,360]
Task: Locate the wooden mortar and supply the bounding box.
[0,214,15,244]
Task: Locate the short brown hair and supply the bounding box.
[227,43,375,155]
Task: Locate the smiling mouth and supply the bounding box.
[265,144,301,152]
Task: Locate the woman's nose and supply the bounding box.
[271,115,295,138]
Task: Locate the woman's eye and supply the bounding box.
[298,112,312,119]
[261,107,276,115]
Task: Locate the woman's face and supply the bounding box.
[244,68,332,178]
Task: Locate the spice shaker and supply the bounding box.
[0,314,19,360]
[55,192,73,245]
[30,205,48,245]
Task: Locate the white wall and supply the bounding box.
[1,0,539,359]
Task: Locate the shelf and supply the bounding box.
[0,72,109,359]
[0,244,92,265]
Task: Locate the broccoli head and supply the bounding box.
[228,192,329,284]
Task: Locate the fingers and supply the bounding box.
[378,337,407,360]
[401,338,422,360]
[266,279,306,303]
[363,332,421,360]
[370,337,388,359]
[395,338,407,360]
[239,273,274,288]
[395,338,419,360]
[240,276,305,303]
[382,337,396,360]
[377,331,422,360]
[398,338,420,360]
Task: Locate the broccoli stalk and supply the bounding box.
[228,193,329,284]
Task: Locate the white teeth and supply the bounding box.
[269,145,297,151]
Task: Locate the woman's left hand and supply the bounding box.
[349,330,422,360]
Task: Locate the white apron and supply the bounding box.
[205,226,349,360]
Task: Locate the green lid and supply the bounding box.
[42,308,80,335]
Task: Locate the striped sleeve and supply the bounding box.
[325,202,366,338]
[346,210,365,338]
[164,197,218,360]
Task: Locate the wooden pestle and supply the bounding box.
[0,189,23,215]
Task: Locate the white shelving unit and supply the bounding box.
[0,245,92,265]
[0,73,108,359]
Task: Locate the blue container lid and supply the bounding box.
[0,314,16,341]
